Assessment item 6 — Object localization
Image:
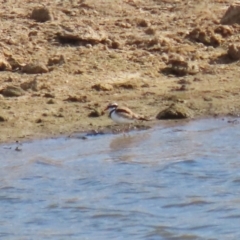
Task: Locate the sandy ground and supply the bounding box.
[1,0,240,143]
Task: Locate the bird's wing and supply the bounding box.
[116,107,150,121]
[115,107,136,120]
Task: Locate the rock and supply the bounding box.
[92,83,113,91]
[145,27,156,35]
[7,56,24,70]
[111,40,121,49]
[88,108,103,117]
[0,86,25,97]
[105,39,121,49]
[221,3,240,25]
[47,99,54,104]
[228,44,240,60]
[156,103,193,119]
[22,62,48,74]
[30,7,52,22]
[113,80,138,89]
[176,84,189,91]
[214,25,233,37]
[115,21,132,28]
[48,55,65,66]
[187,27,222,47]
[73,69,84,75]
[79,2,94,9]
[166,55,199,76]
[20,77,38,91]
[137,19,150,27]
[43,93,55,98]
[57,26,106,45]
[141,83,150,88]
[0,115,6,122]
[35,118,42,123]
[203,96,213,102]
[64,95,88,102]
[54,113,64,118]
[177,79,191,85]
[0,58,12,71]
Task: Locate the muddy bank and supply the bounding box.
[1,0,240,143]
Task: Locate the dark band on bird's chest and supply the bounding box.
[109,109,115,118]
[109,108,130,118]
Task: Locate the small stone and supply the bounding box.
[92,83,113,91]
[57,26,106,45]
[141,83,150,88]
[145,27,156,35]
[88,108,103,118]
[20,77,38,91]
[0,58,12,71]
[156,103,193,119]
[203,96,212,102]
[47,99,54,104]
[137,19,149,27]
[165,55,199,76]
[177,84,188,91]
[73,69,84,75]
[48,55,65,66]
[43,93,55,98]
[0,115,6,122]
[187,27,222,47]
[214,25,233,37]
[111,41,121,49]
[30,7,52,22]
[15,146,22,151]
[113,80,138,89]
[0,86,25,97]
[177,79,191,85]
[105,38,112,47]
[228,44,240,60]
[193,77,202,82]
[22,62,48,74]
[86,44,92,48]
[35,118,42,123]
[7,56,24,70]
[161,53,169,62]
[54,113,64,118]
[115,21,131,28]
[64,95,88,102]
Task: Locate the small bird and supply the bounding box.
[104,102,149,124]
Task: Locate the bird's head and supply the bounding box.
[104,102,118,113]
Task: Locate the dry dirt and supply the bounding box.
[1,0,240,143]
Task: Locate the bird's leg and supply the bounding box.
[122,124,130,137]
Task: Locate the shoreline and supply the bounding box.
[1,114,238,145]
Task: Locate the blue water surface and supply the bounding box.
[0,118,240,240]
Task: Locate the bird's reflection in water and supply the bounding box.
[109,132,149,163]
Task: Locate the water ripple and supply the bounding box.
[0,118,240,239]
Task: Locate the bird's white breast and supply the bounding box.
[111,110,134,124]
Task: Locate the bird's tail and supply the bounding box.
[138,116,151,121]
